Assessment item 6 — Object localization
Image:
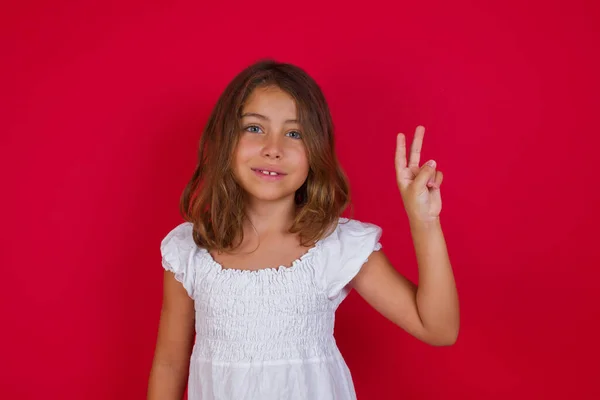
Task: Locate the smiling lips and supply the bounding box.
[251,168,287,180]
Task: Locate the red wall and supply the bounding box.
[2,1,599,399]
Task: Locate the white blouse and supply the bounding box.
[160,217,382,400]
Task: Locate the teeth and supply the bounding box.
[260,170,279,176]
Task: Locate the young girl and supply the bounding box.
[147,60,459,400]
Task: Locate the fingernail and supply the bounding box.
[427,160,436,167]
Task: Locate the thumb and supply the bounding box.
[414,160,437,188]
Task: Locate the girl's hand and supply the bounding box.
[395,126,443,223]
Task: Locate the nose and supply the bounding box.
[261,135,283,159]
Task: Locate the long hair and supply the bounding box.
[180,59,350,251]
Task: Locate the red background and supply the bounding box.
[2,1,599,399]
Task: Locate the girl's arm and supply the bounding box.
[351,219,459,346]
[351,126,459,346]
[147,271,195,399]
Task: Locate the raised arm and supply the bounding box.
[351,126,459,346]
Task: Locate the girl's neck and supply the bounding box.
[243,197,297,236]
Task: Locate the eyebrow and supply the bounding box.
[241,112,298,124]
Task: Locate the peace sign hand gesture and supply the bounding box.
[395,126,444,223]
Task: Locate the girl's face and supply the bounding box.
[233,86,309,205]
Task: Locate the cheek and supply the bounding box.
[234,137,257,165]
[290,146,309,175]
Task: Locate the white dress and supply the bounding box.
[160,217,382,400]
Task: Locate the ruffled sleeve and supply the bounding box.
[160,222,198,298]
[324,219,382,302]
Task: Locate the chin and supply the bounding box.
[246,188,297,203]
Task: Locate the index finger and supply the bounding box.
[408,125,425,168]
[395,133,407,169]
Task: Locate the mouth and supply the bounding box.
[251,168,287,179]
[252,168,286,176]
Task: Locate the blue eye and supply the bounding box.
[286,131,302,139]
[245,125,262,133]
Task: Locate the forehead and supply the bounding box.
[242,86,298,119]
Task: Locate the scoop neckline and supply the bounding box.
[200,239,324,275]
[198,218,347,275]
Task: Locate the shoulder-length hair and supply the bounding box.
[180,59,350,251]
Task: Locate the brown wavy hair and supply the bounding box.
[180,59,350,251]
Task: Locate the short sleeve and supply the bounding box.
[325,219,382,301]
[160,222,197,298]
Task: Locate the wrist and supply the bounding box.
[408,216,441,233]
